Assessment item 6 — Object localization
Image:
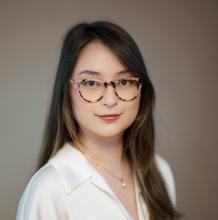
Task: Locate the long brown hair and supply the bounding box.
[38,21,181,220]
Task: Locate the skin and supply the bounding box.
[69,40,141,172]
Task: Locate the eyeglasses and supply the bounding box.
[70,77,143,103]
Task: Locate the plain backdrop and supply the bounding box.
[0,0,217,219]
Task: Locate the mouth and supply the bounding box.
[95,113,122,122]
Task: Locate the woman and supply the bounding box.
[16,21,180,220]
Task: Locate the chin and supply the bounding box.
[94,131,123,139]
[93,125,130,140]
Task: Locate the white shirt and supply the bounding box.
[16,143,176,220]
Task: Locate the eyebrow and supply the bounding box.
[78,69,132,76]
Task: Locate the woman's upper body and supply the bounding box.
[16,142,176,220]
[17,21,180,220]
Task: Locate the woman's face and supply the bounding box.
[69,40,141,140]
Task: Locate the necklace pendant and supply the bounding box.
[121,181,126,187]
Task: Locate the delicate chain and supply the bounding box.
[83,153,127,188]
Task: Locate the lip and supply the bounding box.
[96,113,122,122]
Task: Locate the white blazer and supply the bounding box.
[16,143,176,220]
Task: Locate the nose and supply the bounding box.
[101,83,118,107]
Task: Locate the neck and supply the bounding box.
[75,131,127,169]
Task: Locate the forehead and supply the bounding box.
[72,40,128,78]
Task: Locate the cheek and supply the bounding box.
[122,98,141,126]
[129,96,140,114]
[70,89,83,122]
[70,91,94,125]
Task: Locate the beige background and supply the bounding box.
[0,0,217,219]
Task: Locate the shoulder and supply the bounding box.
[16,163,69,220]
[154,154,177,206]
[19,163,65,199]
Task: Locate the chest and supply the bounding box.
[102,171,140,220]
[68,181,139,220]
[65,162,147,220]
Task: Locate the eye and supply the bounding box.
[119,79,132,87]
[82,80,101,87]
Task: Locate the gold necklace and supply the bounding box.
[83,153,127,188]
